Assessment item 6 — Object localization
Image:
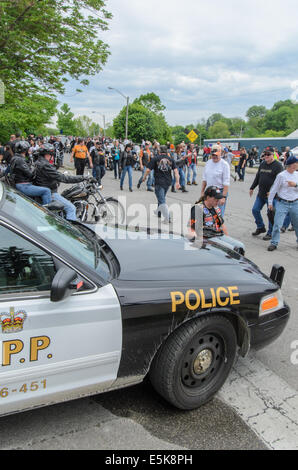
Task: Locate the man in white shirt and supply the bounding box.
[267,155,298,251]
[200,144,230,216]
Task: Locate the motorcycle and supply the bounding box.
[61,179,125,225]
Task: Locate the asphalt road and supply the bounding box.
[0,159,297,451]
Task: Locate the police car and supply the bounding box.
[0,183,290,416]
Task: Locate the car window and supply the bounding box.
[0,225,56,294]
[0,185,110,281]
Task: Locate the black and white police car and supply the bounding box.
[0,183,290,415]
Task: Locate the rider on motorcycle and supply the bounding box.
[34,144,94,221]
[10,141,52,205]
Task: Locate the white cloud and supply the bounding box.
[61,0,298,126]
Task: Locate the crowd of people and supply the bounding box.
[67,136,298,251]
[0,132,297,252]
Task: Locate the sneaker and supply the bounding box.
[268,244,277,251]
[263,234,272,241]
[280,227,286,233]
[289,226,295,231]
[252,227,266,236]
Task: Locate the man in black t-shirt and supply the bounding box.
[249,148,283,240]
[142,145,180,223]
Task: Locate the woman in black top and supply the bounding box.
[120,144,136,192]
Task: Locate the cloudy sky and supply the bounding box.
[60,0,298,127]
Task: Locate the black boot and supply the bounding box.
[252,227,266,236]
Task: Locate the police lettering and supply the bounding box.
[171,287,240,313]
[2,336,51,367]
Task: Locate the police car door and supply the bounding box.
[0,224,122,416]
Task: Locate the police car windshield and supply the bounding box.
[0,185,110,280]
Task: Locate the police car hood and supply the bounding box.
[93,225,275,286]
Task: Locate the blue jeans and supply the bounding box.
[148,169,154,188]
[252,195,276,235]
[271,199,298,246]
[16,183,52,205]
[120,165,133,189]
[187,163,197,183]
[139,167,154,189]
[155,185,169,205]
[218,193,228,218]
[154,185,170,221]
[172,167,185,187]
[282,212,292,229]
[52,192,77,221]
[237,165,246,181]
[93,165,105,184]
[114,160,120,179]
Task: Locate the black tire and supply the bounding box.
[149,315,237,410]
[95,197,125,224]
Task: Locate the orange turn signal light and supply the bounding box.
[261,296,279,312]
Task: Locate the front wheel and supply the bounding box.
[94,197,125,225]
[149,315,237,410]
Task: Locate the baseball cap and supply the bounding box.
[285,155,298,165]
[211,144,221,153]
[204,186,223,199]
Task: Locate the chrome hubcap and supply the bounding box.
[193,349,213,374]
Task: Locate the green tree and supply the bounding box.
[57,104,76,135]
[134,93,166,114]
[286,106,298,133]
[113,103,157,142]
[206,113,226,129]
[258,130,287,137]
[228,117,246,136]
[0,91,58,142]
[208,121,230,138]
[113,93,171,143]
[0,0,111,99]
[0,1,111,142]
[264,106,293,132]
[73,115,99,137]
[246,105,268,120]
[271,100,295,112]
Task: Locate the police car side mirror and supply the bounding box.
[51,267,77,302]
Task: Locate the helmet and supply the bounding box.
[39,143,55,157]
[15,141,30,154]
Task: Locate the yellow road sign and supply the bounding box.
[187,129,198,143]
